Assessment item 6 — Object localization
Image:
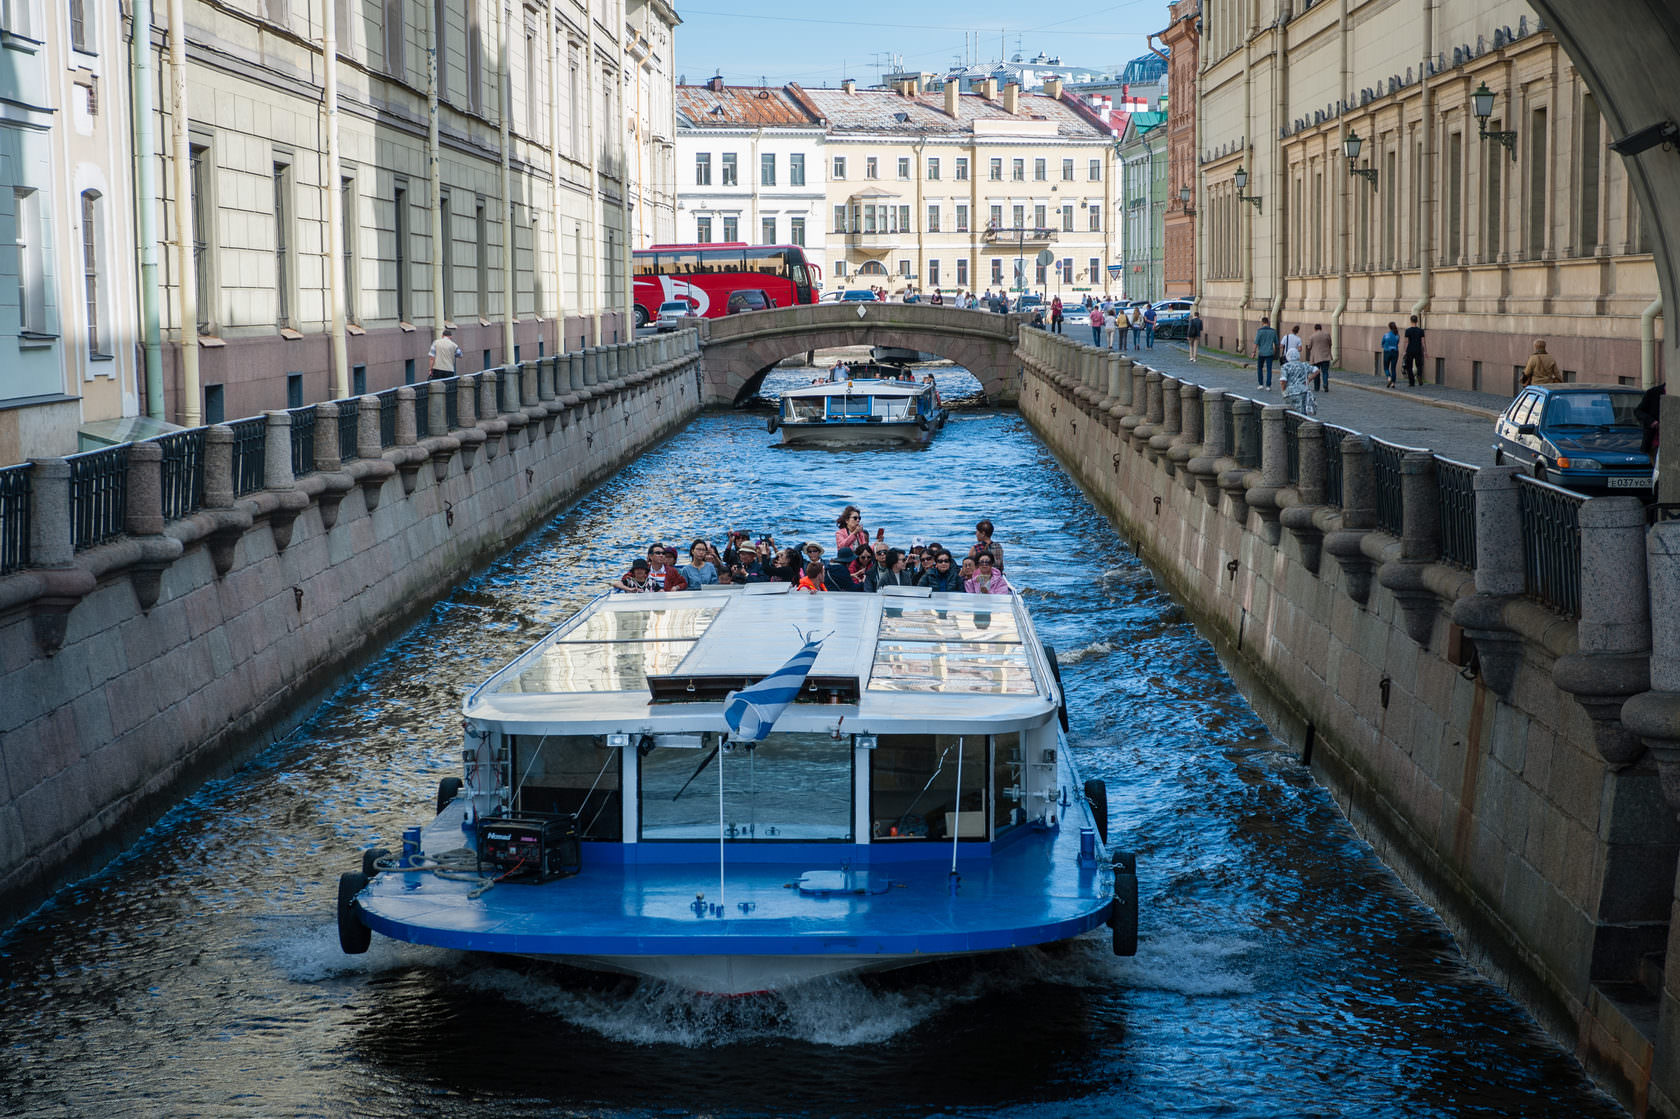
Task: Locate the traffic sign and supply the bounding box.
[1035,248,1055,266]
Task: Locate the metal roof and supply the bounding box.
[675,85,823,128]
[801,86,1116,139]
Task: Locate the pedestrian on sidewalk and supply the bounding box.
[1282,324,1304,367]
[1143,303,1157,348]
[1255,316,1279,389]
[1129,303,1144,348]
[1050,295,1064,333]
[1381,322,1401,387]
[1089,302,1106,347]
[427,325,460,379]
[1308,324,1332,393]
[1281,356,1318,415]
[1186,310,1203,363]
[1402,315,1426,387]
[1104,302,1122,351]
[1520,338,1562,386]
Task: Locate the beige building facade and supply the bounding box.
[148,0,677,427]
[1196,0,1659,391]
[810,78,1121,300]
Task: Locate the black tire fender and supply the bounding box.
[1041,643,1070,731]
[916,414,929,431]
[362,847,391,878]
[767,413,780,434]
[1109,851,1138,956]
[338,871,373,954]
[1492,446,1504,466]
[436,776,463,817]
[1083,778,1109,846]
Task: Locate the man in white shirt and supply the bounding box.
[427,326,460,379]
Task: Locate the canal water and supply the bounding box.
[0,373,1626,1119]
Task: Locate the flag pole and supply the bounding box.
[718,736,726,911]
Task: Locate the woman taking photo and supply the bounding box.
[835,506,869,555]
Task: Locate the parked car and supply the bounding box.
[839,289,881,302]
[1061,304,1092,329]
[1492,383,1653,493]
[654,299,697,332]
[1150,299,1198,339]
[726,289,776,314]
[1013,294,1044,314]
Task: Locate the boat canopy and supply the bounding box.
[462,588,1057,735]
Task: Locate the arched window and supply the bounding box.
[857,260,887,276]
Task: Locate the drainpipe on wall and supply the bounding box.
[1410,0,1435,326]
[167,0,200,425]
[1268,8,1287,337]
[1643,297,1664,390]
[1329,0,1350,366]
[131,0,164,418]
[498,0,515,363]
[323,0,348,400]
[428,0,445,341]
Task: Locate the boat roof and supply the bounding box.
[781,380,930,399]
[463,587,1057,734]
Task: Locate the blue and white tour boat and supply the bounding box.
[336,584,1136,994]
[768,367,947,446]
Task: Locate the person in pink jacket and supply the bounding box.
[964,553,1011,594]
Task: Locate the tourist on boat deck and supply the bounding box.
[795,561,826,593]
[617,557,653,592]
[828,361,850,382]
[849,546,878,585]
[678,540,719,587]
[919,551,966,592]
[770,548,801,583]
[826,547,865,591]
[965,553,1011,594]
[803,541,825,568]
[835,505,870,554]
[646,546,688,592]
[967,518,1005,570]
[872,548,916,590]
[958,555,978,584]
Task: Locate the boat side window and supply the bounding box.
[639,731,853,841]
[992,732,1021,834]
[870,734,988,841]
[510,734,622,841]
[790,397,824,421]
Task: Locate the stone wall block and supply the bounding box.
[1325,435,1376,605]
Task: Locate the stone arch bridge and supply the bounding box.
[695,303,1027,406]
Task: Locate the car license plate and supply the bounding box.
[1607,476,1650,489]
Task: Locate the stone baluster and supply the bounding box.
[1623,523,1680,816]
[427,378,449,437]
[1170,381,1203,482]
[310,401,350,531]
[1244,406,1288,544]
[565,352,586,405]
[23,457,95,653]
[1376,453,1443,644]
[1450,465,1525,698]
[454,375,486,468]
[1324,435,1377,604]
[1148,375,1181,467]
[122,441,183,612]
[1107,356,1134,432]
[1186,389,1227,506]
[262,410,308,551]
[1555,498,1653,767]
[1099,351,1121,428]
[1121,363,1149,444]
[1281,419,1326,572]
[354,395,396,509]
[392,386,426,495]
[204,427,234,510]
[479,371,508,459]
[1219,398,1255,523]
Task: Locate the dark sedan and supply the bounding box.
[1492,384,1653,493]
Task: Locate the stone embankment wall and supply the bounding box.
[1014,328,1680,1116]
[0,334,702,923]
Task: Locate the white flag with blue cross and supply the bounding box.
[722,630,825,742]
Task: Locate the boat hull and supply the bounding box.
[778,420,934,446]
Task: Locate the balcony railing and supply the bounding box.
[843,230,898,251]
[981,225,1058,245]
[67,444,130,551]
[1518,475,1585,617]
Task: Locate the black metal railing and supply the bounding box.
[1517,475,1584,617]
[338,401,360,463]
[1323,426,1350,507]
[1371,439,1408,537]
[153,428,206,520]
[377,387,401,447]
[1284,411,1304,486]
[288,405,317,477]
[1436,457,1477,569]
[68,444,130,551]
[0,462,32,574]
[229,417,266,495]
[414,387,432,440]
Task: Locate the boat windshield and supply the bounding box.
[788,397,825,421]
[870,734,988,841]
[639,731,854,841]
[509,734,622,840]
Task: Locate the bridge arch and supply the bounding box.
[696,303,1026,407]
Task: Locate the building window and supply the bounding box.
[1061,159,1074,181]
[432,0,447,98]
[524,18,540,138]
[69,0,93,51]
[80,190,107,355]
[341,177,358,324]
[1012,158,1024,181]
[1483,123,1503,261]
[1035,260,1046,284]
[1034,204,1046,229]
[475,197,488,317]
[832,156,846,179]
[567,46,580,152]
[760,152,775,186]
[1088,256,1099,282]
[1578,93,1600,256]
[722,215,738,241]
[1089,206,1100,232]
[1528,107,1548,259]
[287,372,304,409]
[1012,203,1024,228]
[695,153,711,185]
[722,153,737,186]
[926,204,940,233]
[790,216,805,246]
[990,204,1002,229]
[14,187,45,335]
[927,158,940,180]
[1089,159,1101,181]
[439,193,454,320]
[832,204,845,233]
[790,153,805,186]
[383,0,403,78]
[956,157,968,181]
[928,259,939,286]
[1034,158,1046,181]
[1444,132,1462,265]
[990,158,1002,181]
[956,258,967,286]
[762,217,776,243]
[990,258,1002,284]
[899,259,912,277]
[955,204,968,233]
[1060,257,1071,282]
[866,157,878,179]
[897,157,911,179]
[204,384,224,424]
[273,162,293,328]
[834,260,846,278]
[1060,204,1073,232]
[696,215,712,242]
[190,143,214,332]
[3,0,35,37]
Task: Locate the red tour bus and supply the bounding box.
[631,242,821,327]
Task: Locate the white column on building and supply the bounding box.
[167,0,200,424]
[323,0,349,399]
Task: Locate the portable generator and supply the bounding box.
[475,814,581,884]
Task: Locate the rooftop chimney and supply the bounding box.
[842,78,856,95]
[1099,95,1112,123]
[1043,77,1063,99]
[1002,81,1020,115]
[708,74,724,93]
[944,79,960,118]
[977,77,998,100]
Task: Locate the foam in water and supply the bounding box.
[261,918,463,982]
[1058,639,1116,665]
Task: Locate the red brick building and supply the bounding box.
[1160,0,1200,299]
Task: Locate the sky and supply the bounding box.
[670,0,1167,90]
